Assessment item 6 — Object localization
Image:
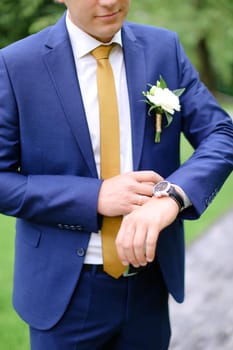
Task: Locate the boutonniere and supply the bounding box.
[142,76,185,142]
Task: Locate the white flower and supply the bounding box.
[146,86,181,115]
[142,76,185,142]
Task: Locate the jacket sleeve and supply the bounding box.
[0,51,102,232]
[166,35,233,219]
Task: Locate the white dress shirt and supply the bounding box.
[66,13,133,264]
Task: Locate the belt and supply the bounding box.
[82,264,104,273]
[82,263,153,277]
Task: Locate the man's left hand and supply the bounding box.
[115,196,180,268]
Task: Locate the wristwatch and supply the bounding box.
[152,181,184,211]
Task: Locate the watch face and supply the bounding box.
[153,181,184,209]
[156,181,168,191]
[154,181,170,192]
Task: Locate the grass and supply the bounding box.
[181,103,233,242]
[0,215,30,350]
[180,135,233,243]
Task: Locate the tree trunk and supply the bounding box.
[196,37,216,94]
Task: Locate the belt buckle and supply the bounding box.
[123,263,151,277]
[123,265,138,277]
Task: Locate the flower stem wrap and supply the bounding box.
[155,113,162,143]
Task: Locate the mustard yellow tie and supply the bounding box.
[91,45,125,278]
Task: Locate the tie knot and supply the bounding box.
[91,44,115,60]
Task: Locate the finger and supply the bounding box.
[115,222,138,266]
[145,226,158,263]
[135,194,151,206]
[135,183,155,197]
[124,240,140,268]
[136,194,143,206]
[117,219,147,268]
[133,226,148,266]
[132,171,163,184]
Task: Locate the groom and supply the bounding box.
[0,0,232,349]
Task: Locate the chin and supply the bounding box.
[101,26,122,41]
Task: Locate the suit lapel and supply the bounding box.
[41,17,147,176]
[122,23,147,170]
[42,15,98,178]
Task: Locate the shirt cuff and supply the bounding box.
[173,184,192,209]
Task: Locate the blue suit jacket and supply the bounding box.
[0,14,232,330]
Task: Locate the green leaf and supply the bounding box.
[164,111,173,127]
[159,75,167,89]
[173,88,186,97]
[148,105,157,115]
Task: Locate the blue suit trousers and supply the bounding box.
[30,262,170,350]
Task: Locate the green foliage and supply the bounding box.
[0,0,64,47]
[0,0,232,92]
[128,0,233,94]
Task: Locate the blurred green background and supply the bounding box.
[1,0,233,94]
[0,0,232,349]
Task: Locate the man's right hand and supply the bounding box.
[97,171,163,217]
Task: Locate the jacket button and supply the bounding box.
[76,248,85,257]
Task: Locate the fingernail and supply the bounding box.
[122,261,128,266]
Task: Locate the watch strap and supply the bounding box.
[169,186,185,210]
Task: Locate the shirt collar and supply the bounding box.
[65,11,122,58]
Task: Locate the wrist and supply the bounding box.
[152,181,185,211]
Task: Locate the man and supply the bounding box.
[0,0,232,349]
